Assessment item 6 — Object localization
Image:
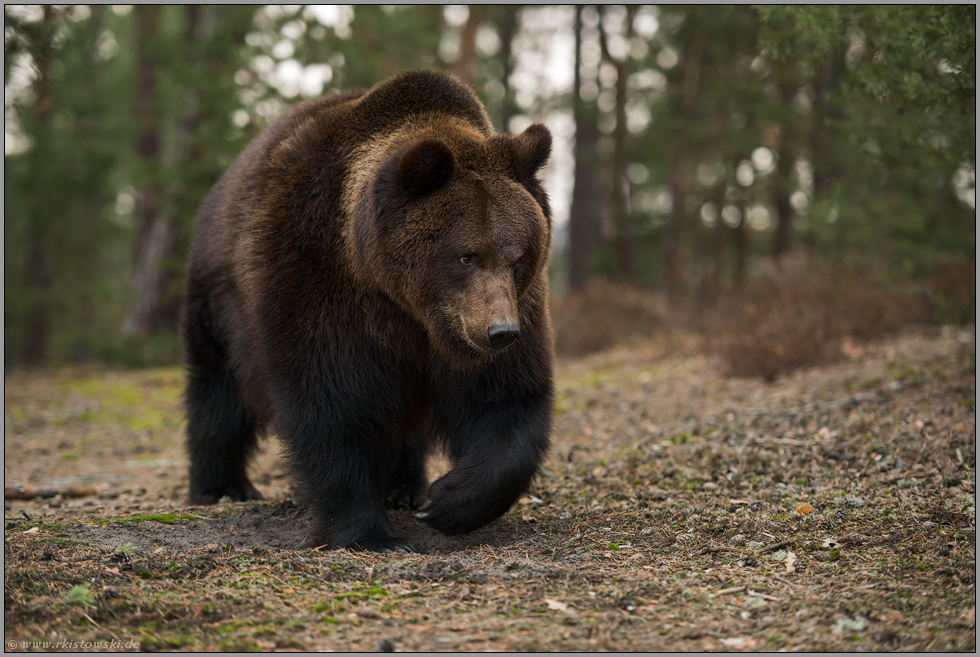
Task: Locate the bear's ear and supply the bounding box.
[511,124,552,179]
[397,138,456,197]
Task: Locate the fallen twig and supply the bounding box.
[4,486,96,500]
[757,540,793,554]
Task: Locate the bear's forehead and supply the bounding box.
[438,135,512,177]
[445,183,540,244]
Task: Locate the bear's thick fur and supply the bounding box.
[183,71,554,551]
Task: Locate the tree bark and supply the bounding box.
[567,5,603,293]
[124,5,166,336]
[496,6,519,131]
[772,136,795,261]
[810,47,846,199]
[22,5,57,366]
[597,5,636,283]
[733,199,748,287]
[658,24,706,297]
[698,184,728,305]
[453,6,482,88]
[772,61,801,262]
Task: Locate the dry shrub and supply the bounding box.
[550,279,665,357]
[708,265,906,380]
[925,260,976,325]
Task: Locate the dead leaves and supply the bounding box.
[544,598,569,612]
[822,537,840,550]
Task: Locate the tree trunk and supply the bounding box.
[496,6,519,131]
[453,6,481,88]
[70,4,108,361]
[22,5,57,366]
[698,184,728,305]
[658,25,706,297]
[150,5,206,334]
[598,5,637,283]
[772,137,795,261]
[124,5,166,336]
[810,48,846,199]
[567,5,603,293]
[733,200,748,287]
[772,61,801,262]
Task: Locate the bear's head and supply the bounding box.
[347,117,552,365]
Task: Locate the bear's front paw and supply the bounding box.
[414,498,476,535]
[414,476,509,535]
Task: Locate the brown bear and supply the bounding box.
[183,70,554,552]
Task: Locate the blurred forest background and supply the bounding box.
[4,5,976,374]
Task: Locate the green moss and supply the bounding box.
[97,513,194,525]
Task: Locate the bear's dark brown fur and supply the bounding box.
[183,71,554,551]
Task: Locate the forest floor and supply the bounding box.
[4,325,976,652]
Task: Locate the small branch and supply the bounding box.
[5,486,96,500]
[757,539,793,554]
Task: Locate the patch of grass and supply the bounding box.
[56,369,183,431]
[97,513,195,526]
[887,360,927,385]
[64,583,95,608]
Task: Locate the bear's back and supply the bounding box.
[345,70,493,140]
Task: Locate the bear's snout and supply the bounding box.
[488,320,520,350]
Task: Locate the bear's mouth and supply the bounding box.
[452,315,496,356]
[427,309,496,363]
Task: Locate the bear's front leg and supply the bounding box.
[418,353,553,535]
[274,360,417,553]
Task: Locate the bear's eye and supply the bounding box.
[460,255,474,266]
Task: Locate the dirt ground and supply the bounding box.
[4,326,976,652]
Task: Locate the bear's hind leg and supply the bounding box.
[184,290,262,505]
[385,439,429,511]
[186,365,263,504]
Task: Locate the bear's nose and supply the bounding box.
[488,321,520,350]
